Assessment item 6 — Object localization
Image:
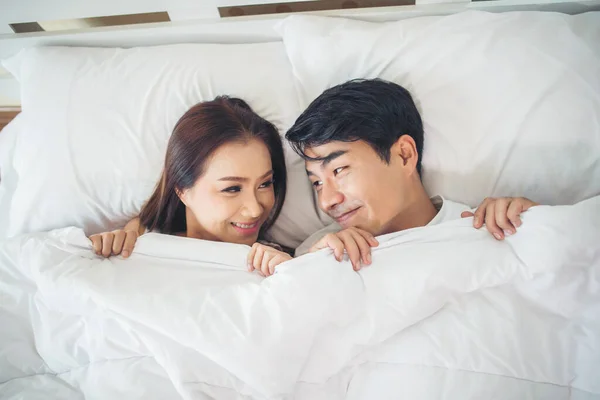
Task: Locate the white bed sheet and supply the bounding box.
[1,197,598,399]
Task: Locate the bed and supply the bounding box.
[1,1,600,399]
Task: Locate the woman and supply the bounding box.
[90,96,291,276]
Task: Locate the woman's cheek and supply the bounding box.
[261,190,276,213]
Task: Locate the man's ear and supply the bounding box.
[391,135,418,173]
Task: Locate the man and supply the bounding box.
[286,79,537,269]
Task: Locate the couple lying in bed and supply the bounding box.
[90,79,538,276]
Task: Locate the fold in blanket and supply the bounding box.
[1,197,599,399]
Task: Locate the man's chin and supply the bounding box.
[343,221,376,236]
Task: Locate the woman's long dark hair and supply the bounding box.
[139,96,287,239]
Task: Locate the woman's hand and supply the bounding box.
[247,243,292,277]
[89,217,141,258]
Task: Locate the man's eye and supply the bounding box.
[312,181,322,188]
[333,167,346,176]
[222,186,241,193]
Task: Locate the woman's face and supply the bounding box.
[178,139,276,245]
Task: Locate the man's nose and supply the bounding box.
[319,182,345,212]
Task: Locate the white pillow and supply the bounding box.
[0,113,22,238]
[1,44,331,248]
[276,11,600,207]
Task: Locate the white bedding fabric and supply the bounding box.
[1,197,599,399]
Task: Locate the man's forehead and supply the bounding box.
[304,141,351,159]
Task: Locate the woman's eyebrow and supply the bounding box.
[218,176,247,182]
[218,170,273,182]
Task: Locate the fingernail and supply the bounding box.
[474,217,480,225]
[247,263,253,271]
[366,254,372,264]
[493,233,503,240]
[504,230,514,236]
[122,250,129,258]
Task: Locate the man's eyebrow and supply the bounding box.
[218,170,273,182]
[309,150,348,168]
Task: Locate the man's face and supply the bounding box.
[305,139,417,236]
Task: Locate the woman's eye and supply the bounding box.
[312,181,322,189]
[222,186,241,193]
[259,179,274,189]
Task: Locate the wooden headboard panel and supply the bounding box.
[0,107,20,132]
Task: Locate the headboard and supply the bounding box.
[0,107,19,131]
[1,0,599,110]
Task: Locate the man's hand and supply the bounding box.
[461,197,539,240]
[89,217,141,258]
[309,227,379,271]
[247,243,293,277]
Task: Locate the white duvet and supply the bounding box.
[1,198,599,399]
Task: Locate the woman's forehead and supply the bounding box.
[204,140,272,178]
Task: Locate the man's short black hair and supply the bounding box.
[285,78,424,175]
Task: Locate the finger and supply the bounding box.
[89,235,102,255]
[261,252,272,277]
[247,243,259,272]
[350,230,372,265]
[310,236,331,252]
[473,198,492,229]
[122,230,138,258]
[355,228,379,248]
[524,199,539,210]
[340,233,361,271]
[484,202,504,240]
[100,232,114,257]
[325,235,345,262]
[112,230,126,255]
[507,199,525,229]
[253,246,265,274]
[268,255,283,276]
[494,198,516,235]
[461,211,474,219]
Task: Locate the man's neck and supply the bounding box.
[381,186,438,235]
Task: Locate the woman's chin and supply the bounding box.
[229,234,259,246]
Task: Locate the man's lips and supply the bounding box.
[334,207,361,225]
